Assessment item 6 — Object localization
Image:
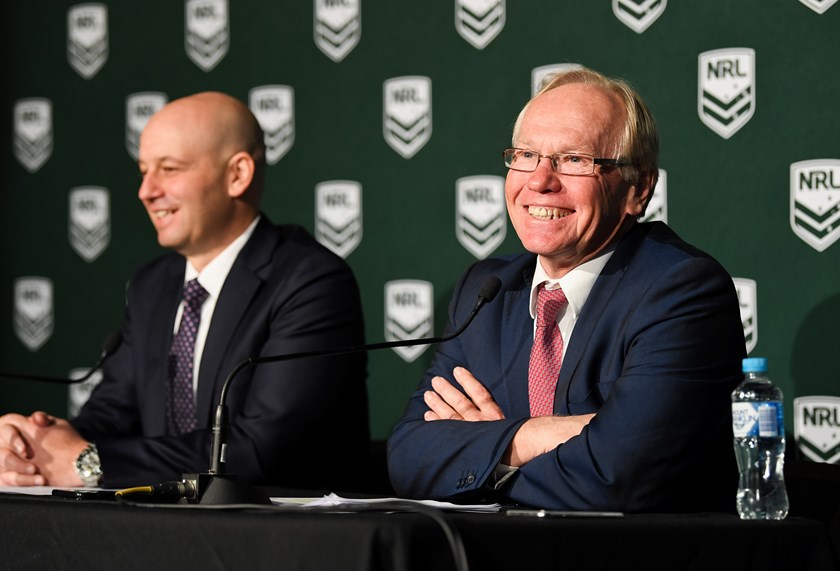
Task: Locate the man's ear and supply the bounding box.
[626,170,656,217]
[227,151,256,199]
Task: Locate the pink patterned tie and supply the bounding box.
[168,278,208,434]
[528,283,568,417]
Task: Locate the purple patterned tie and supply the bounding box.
[528,283,568,417]
[168,278,208,435]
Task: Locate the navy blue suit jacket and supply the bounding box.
[71,217,369,489]
[388,222,745,512]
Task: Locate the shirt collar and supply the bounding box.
[529,247,615,320]
[184,215,261,298]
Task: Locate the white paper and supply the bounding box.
[270,492,500,513]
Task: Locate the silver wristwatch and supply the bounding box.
[74,443,103,487]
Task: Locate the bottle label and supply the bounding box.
[732,401,784,437]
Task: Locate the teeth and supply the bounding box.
[154,210,173,219]
[529,206,570,220]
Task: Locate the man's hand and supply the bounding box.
[0,412,87,487]
[423,367,505,422]
[502,413,596,467]
[0,413,45,486]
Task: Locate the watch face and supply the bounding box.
[75,444,102,485]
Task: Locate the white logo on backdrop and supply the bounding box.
[69,187,110,262]
[13,98,53,173]
[185,0,229,71]
[790,159,840,252]
[794,396,840,463]
[456,176,506,259]
[698,48,756,139]
[531,63,584,96]
[315,180,363,258]
[249,85,295,165]
[640,169,667,223]
[455,0,506,50]
[612,0,667,34]
[732,277,757,355]
[14,277,54,352]
[68,369,103,418]
[125,92,168,161]
[383,76,432,159]
[800,0,837,14]
[67,3,108,79]
[314,0,361,62]
[384,280,433,363]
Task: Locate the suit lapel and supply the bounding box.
[146,260,185,434]
[195,217,277,428]
[498,261,535,417]
[554,224,647,414]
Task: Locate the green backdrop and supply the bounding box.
[2,1,839,454]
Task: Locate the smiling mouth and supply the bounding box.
[529,206,571,220]
[152,209,175,220]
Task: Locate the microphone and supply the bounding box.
[184,276,502,505]
[0,331,122,384]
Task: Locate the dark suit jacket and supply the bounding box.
[71,216,369,490]
[388,222,745,512]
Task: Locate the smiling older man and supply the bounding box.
[388,67,745,513]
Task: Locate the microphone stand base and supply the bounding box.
[182,473,272,505]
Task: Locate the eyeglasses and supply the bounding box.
[502,148,629,176]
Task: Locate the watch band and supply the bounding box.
[74,442,103,487]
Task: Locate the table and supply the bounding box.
[0,491,835,571]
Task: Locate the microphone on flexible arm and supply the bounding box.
[181,276,502,505]
[0,331,122,384]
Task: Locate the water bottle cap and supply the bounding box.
[742,357,768,373]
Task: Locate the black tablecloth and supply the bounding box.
[0,492,835,571]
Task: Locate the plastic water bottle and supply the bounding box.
[731,357,789,520]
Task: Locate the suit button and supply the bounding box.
[465,474,475,484]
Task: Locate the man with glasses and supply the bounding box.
[388,67,745,512]
[0,92,369,491]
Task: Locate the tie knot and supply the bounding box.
[183,278,209,309]
[536,283,567,327]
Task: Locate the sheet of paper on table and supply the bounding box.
[271,492,501,513]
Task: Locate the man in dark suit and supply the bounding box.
[0,92,369,490]
[388,68,745,512]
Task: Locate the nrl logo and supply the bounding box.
[68,369,103,418]
[640,169,667,223]
[790,159,840,252]
[383,76,432,159]
[125,92,168,161]
[456,176,506,259]
[799,0,837,14]
[531,63,583,96]
[315,180,363,258]
[384,280,434,363]
[698,48,756,139]
[13,98,53,173]
[69,187,110,262]
[732,277,758,354]
[314,0,361,62]
[455,0,506,50]
[249,85,295,165]
[612,0,666,34]
[67,3,108,79]
[794,396,840,463]
[185,0,229,72]
[14,277,54,352]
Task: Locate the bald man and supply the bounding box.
[0,92,369,490]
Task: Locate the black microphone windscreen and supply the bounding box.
[478,276,502,303]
